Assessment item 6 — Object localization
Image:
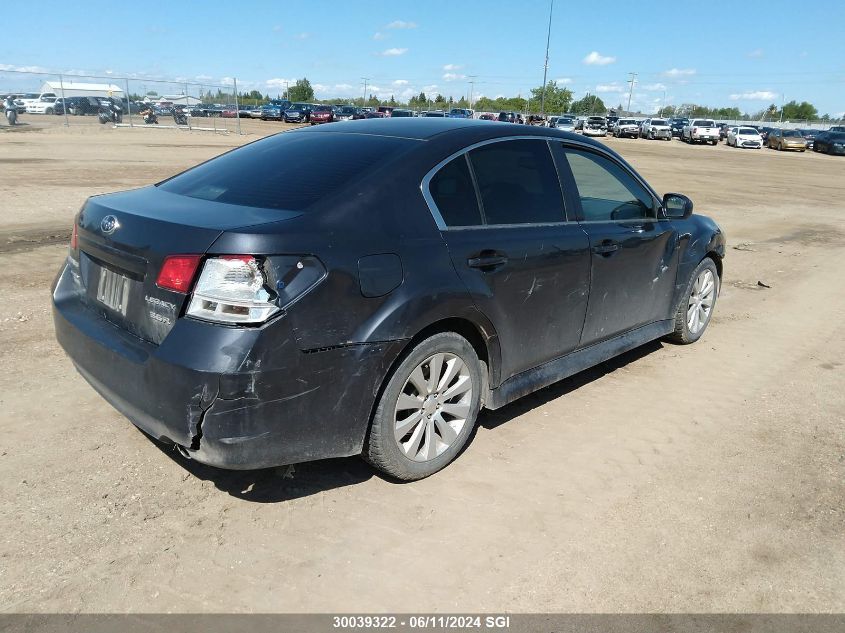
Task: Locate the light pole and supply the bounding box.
[626,72,637,114]
[467,75,477,110]
[361,77,370,106]
[540,0,554,116]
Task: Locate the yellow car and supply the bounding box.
[767,129,807,152]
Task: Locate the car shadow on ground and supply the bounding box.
[150,339,665,503]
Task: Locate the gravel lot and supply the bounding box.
[1,115,843,613]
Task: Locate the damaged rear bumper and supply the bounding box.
[52,262,405,470]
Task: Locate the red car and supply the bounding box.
[220,105,238,118]
[309,105,338,125]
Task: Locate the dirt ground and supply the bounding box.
[1,115,843,613]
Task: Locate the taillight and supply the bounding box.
[186,256,279,324]
[70,221,78,250]
[693,127,698,133]
[156,255,202,293]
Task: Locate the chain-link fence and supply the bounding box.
[0,68,254,134]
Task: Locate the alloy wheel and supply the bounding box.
[393,353,473,462]
[687,269,716,335]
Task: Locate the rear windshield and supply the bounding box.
[693,120,715,126]
[158,132,414,211]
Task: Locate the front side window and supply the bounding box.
[561,148,655,222]
[467,140,565,225]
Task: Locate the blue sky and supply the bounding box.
[2,0,843,116]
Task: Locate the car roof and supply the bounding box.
[290,117,613,152]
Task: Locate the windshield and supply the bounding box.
[652,119,667,126]
[340,106,356,114]
[738,128,758,135]
[159,132,415,212]
[391,110,413,117]
[291,103,308,109]
[782,130,801,137]
[619,119,636,125]
[314,105,332,112]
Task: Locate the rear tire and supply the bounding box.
[364,332,483,481]
[667,258,719,345]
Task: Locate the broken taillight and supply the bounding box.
[186,256,279,324]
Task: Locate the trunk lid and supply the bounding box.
[76,186,302,345]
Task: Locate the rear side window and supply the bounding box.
[467,140,565,225]
[429,156,483,227]
[159,132,413,211]
[562,148,655,222]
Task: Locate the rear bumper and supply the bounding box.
[52,261,404,470]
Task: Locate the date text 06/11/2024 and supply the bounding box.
[332,615,511,629]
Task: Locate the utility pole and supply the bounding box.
[361,77,370,106]
[284,81,289,101]
[540,0,554,116]
[467,75,477,109]
[626,72,637,114]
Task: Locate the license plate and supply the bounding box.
[96,267,130,315]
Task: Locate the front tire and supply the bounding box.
[667,258,719,344]
[364,332,482,480]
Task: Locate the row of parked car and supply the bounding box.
[533,113,844,155]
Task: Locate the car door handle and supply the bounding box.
[467,252,508,271]
[592,241,620,255]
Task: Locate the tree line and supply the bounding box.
[136,77,835,121]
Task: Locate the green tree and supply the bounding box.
[434,94,446,104]
[570,94,606,114]
[417,92,427,103]
[530,80,573,115]
[780,100,818,121]
[288,78,315,102]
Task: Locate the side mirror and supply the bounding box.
[662,193,693,219]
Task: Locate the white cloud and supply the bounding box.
[423,84,438,92]
[392,79,409,86]
[595,83,624,93]
[313,83,330,93]
[265,77,297,89]
[373,31,386,40]
[747,48,764,58]
[642,82,666,91]
[555,77,573,84]
[729,90,777,101]
[386,20,417,29]
[443,64,463,71]
[0,64,49,73]
[378,47,408,56]
[220,76,234,86]
[334,83,354,91]
[443,72,466,81]
[294,32,310,40]
[583,51,616,66]
[663,68,696,77]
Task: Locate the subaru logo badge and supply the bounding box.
[100,215,119,235]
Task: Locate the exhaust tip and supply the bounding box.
[175,444,192,460]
